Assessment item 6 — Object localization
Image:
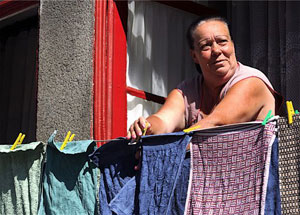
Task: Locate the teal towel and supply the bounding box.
[38,131,99,215]
[0,142,46,215]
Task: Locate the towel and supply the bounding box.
[89,137,138,215]
[0,142,46,215]
[38,131,99,215]
[89,132,192,215]
[277,116,300,215]
[185,122,276,215]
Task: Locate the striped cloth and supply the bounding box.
[185,122,276,215]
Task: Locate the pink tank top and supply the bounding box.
[177,62,283,128]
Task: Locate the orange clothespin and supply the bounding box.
[10,133,26,150]
[60,131,75,150]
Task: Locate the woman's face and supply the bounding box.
[191,20,238,88]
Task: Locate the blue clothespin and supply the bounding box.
[262,110,273,126]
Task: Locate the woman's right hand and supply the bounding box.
[126,116,151,141]
[126,117,151,171]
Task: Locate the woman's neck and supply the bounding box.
[201,80,222,115]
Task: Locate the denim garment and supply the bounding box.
[265,138,281,215]
[138,132,192,215]
[89,132,192,215]
[0,142,46,215]
[38,131,99,215]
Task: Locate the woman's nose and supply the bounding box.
[211,42,221,56]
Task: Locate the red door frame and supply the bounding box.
[94,0,127,144]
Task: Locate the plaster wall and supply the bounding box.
[37,0,95,142]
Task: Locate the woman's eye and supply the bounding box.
[200,43,211,50]
[218,40,228,45]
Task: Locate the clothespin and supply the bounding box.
[183,125,201,133]
[60,131,75,150]
[128,122,149,145]
[262,110,273,126]
[10,133,26,150]
[287,101,295,124]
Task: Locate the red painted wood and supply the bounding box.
[126,86,166,105]
[94,0,108,145]
[105,0,114,141]
[111,0,127,139]
[0,0,38,19]
[94,0,127,145]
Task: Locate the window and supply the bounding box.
[0,1,39,143]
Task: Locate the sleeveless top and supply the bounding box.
[176,62,283,128]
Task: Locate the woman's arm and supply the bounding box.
[192,77,275,129]
[127,89,186,140]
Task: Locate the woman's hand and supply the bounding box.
[126,116,151,141]
[126,117,151,171]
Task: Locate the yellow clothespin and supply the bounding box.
[19,134,26,145]
[128,122,149,145]
[287,101,295,124]
[142,122,149,136]
[60,131,75,150]
[183,125,201,133]
[10,133,26,150]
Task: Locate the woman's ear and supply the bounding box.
[190,49,199,64]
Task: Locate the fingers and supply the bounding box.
[126,117,151,140]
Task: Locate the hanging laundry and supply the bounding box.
[277,116,300,215]
[138,132,192,215]
[89,137,138,215]
[265,138,281,215]
[38,131,99,215]
[0,142,46,215]
[185,122,277,215]
[89,132,192,215]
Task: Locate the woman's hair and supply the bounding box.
[186,16,231,50]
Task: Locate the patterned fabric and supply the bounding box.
[185,122,276,215]
[277,116,300,215]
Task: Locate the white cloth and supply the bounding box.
[127,1,198,128]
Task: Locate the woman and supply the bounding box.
[127,16,282,140]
